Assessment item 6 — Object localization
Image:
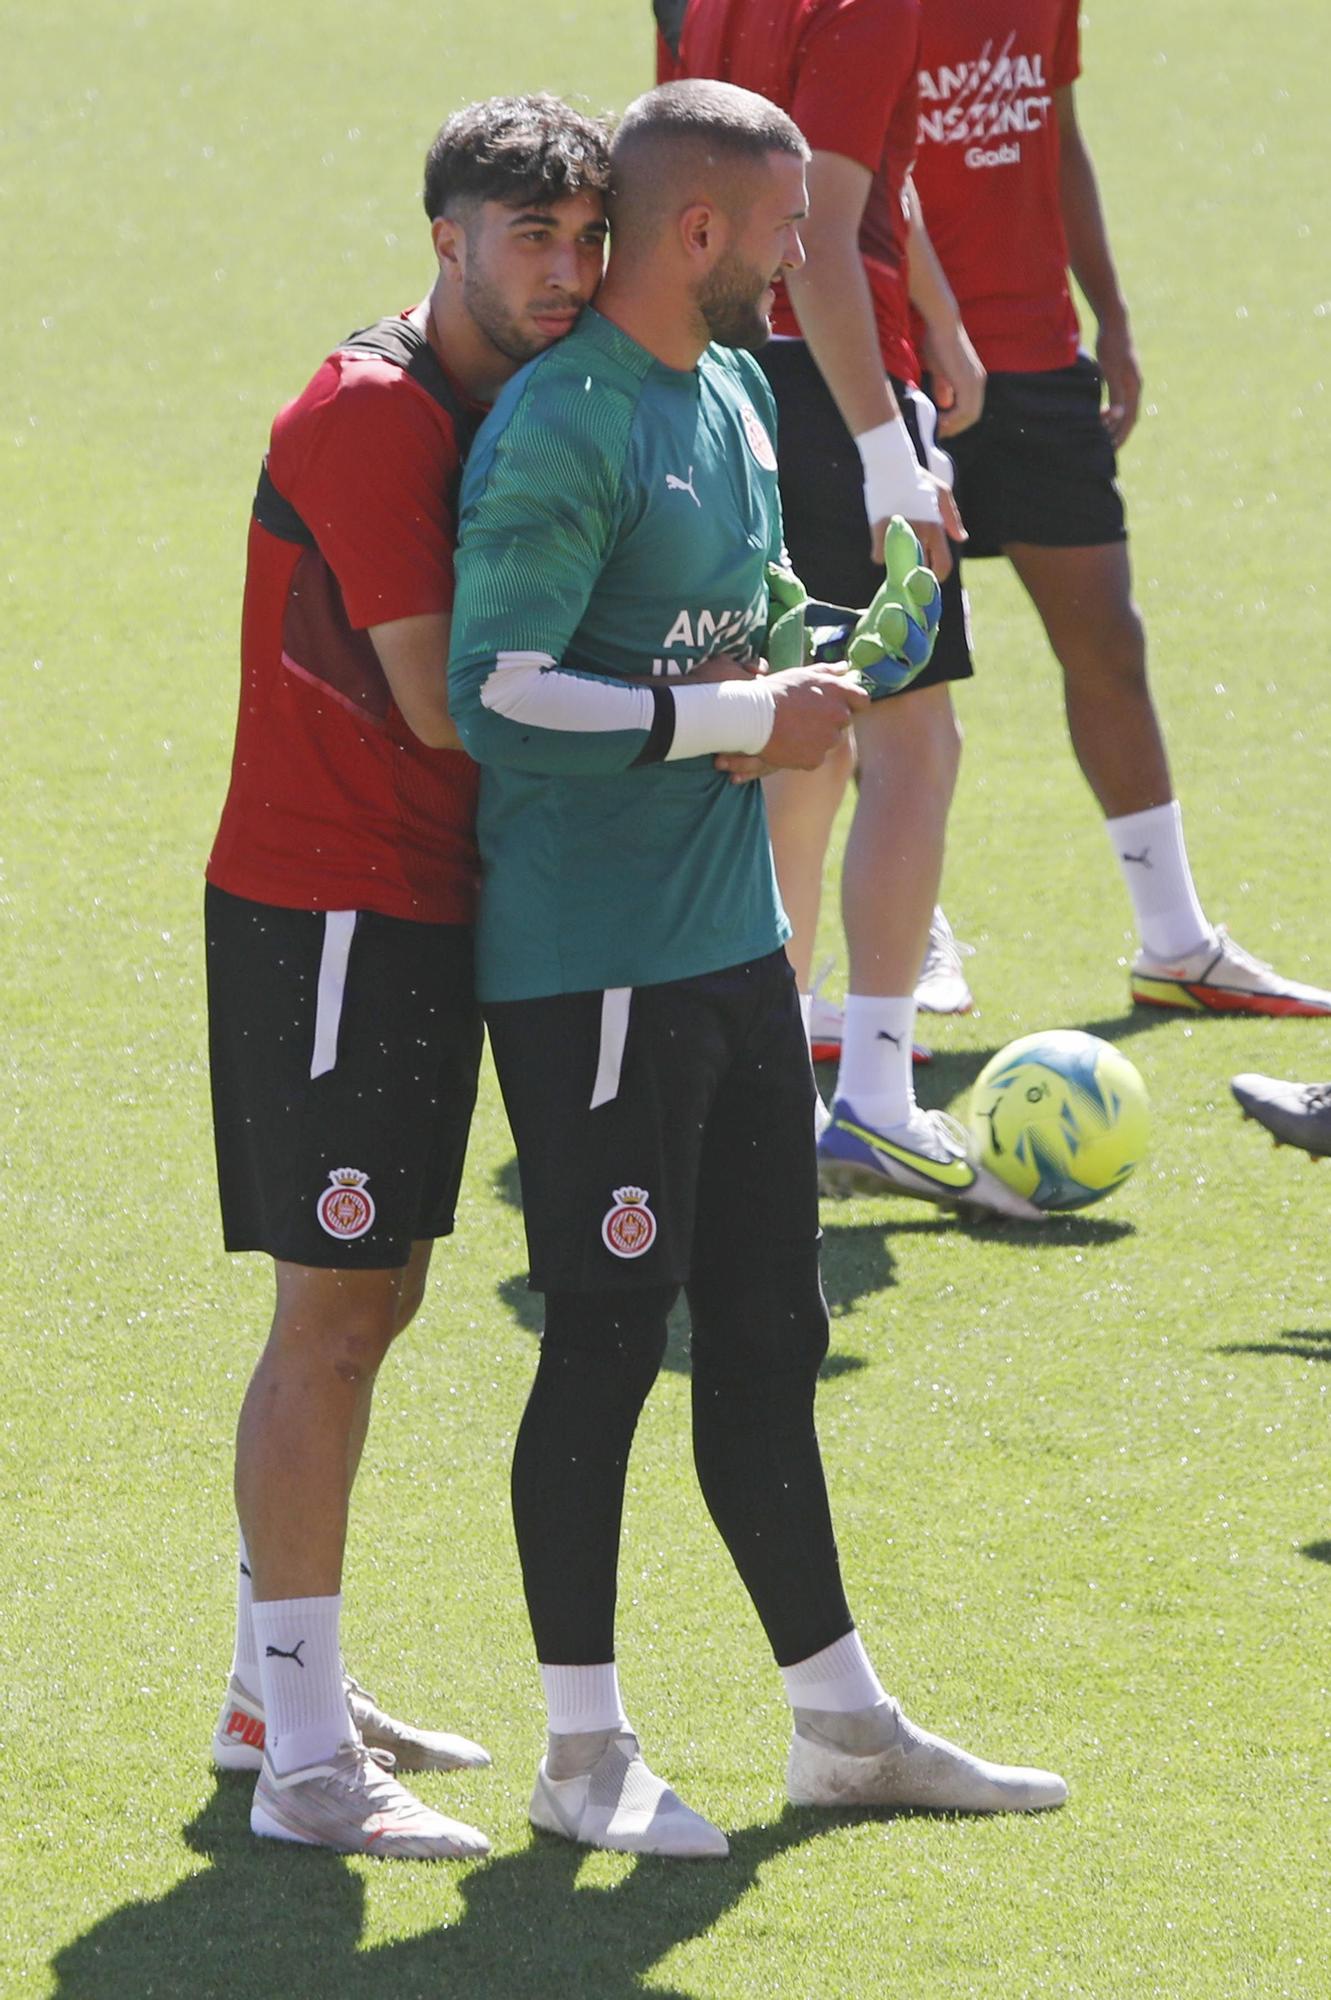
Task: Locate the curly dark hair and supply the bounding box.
[423,93,611,222]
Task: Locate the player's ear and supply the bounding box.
[431,213,467,280]
[679,199,723,263]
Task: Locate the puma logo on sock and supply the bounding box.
[1121,847,1152,868]
[876,1030,903,1046]
[265,1640,306,1668]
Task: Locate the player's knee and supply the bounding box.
[268,1289,401,1384]
[688,1258,829,1405]
[542,1285,675,1404]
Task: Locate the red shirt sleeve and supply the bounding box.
[788,0,921,174]
[270,353,460,631]
[1052,0,1081,90]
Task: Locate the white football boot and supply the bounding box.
[788,1700,1067,1814]
[252,1739,490,1858]
[914,908,975,1015]
[212,1670,490,1774]
[529,1728,728,1859]
[1132,926,1331,1016]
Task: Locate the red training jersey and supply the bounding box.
[207,316,483,923]
[663,0,923,384]
[911,0,1082,374]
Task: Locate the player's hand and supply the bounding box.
[921,320,987,438]
[873,484,963,581]
[1096,317,1142,449]
[753,665,869,771]
[686,652,763,683]
[846,517,943,699]
[714,753,773,784]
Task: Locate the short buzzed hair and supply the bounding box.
[609,79,808,255]
[423,93,611,222]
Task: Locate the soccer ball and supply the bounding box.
[968,1030,1149,1211]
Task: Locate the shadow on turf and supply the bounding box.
[1302,1540,1331,1566]
[1212,1328,1331,1364]
[49,1782,849,2000]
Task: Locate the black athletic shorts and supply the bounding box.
[934,354,1128,558]
[205,884,482,1269]
[757,337,973,691]
[485,950,821,1294]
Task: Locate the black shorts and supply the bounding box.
[485,950,821,1294]
[205,884,482,1269]
[936,355,1128,558]
[757,338,973,692]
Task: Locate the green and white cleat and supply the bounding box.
[818,1102,1046,1221]
[529,1728,729,1859]
[251,1740,491,1858]
[788,1701,1067,1814]
[212,1669,490,1774]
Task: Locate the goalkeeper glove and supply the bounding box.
[845,516,943,699]
[763,560,814,673]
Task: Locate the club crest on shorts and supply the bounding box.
[601,1185,657,1259]
[739,401,778,472]
[317,1167,376,1240]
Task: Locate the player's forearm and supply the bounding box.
[1058,114,1130,333]
[785,234,898,438]
[449,652,775,775]
[906,183,962,340]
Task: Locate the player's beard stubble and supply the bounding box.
[463,257,583,366]
[696,245,774,353]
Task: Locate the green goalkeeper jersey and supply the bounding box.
[449,308,791,1002]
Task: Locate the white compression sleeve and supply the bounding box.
[663,677,777,761]
[855,414,940,525]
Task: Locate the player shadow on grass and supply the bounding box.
[1212,1327,1331,1364]
[49,1780,838,2000]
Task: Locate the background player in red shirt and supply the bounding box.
[912,0,1331,1016]
[659,0,1044,1218]
[204,95,610,1858]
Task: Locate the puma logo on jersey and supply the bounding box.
[665,466,701,507]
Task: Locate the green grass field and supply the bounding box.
[3,3,1330,1994]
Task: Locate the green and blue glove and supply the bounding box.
[762,517,942,699]
[844,516,942,697]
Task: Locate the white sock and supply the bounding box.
[229,1531,260,1690]
[1106,800,1214,961]
[834,995,917,1127]
[540,1661,628,1736]
[252,1594,350,1775]
[780,1629,887,1713]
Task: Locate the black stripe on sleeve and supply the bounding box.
[629,685,677,766]
[252,458,317,548]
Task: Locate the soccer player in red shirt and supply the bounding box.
[659,0,1046,1218]
[912,0,1331,1015]
[204,95,610,1858]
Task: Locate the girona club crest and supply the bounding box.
[316,1167,376,1241]
[739,401,778,472]
[601,1186,658,1260]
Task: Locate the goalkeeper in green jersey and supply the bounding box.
[449,78,1066,1859]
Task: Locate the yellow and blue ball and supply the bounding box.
[968,1030,1149,1211]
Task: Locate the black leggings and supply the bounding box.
[510,1256,853,1668]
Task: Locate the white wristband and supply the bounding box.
[665,678,777,762]
[854,414,940,526]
